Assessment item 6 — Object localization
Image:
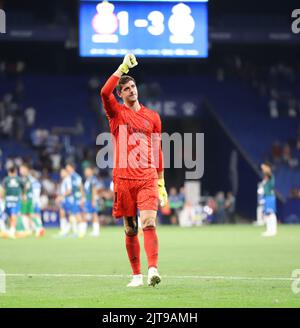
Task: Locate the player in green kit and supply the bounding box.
[261,163,277,237]
[19,164,35,233]
[2,166,24,238]
[19,163,44,235]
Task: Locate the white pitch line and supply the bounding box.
[164,275,293,281]
[0,273,293,281]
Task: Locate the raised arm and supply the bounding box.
[100,75,121,119]
[100,54,138,119]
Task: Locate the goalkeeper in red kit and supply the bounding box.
[100,54,168,287]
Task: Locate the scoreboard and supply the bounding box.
[79,0,208,58]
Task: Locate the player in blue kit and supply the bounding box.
[66,163,85,238]
[57,168,72,237]
[83,166,101,237]
[31,172,45,237]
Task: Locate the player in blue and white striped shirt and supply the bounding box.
[66,163,85,238]
[57,168,72,237]
[31,172,45,237]
[83,167,102,237]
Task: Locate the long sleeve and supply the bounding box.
[153,112,164,173]
[100,75,121,119]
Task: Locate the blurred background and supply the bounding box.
[0,0,300,228]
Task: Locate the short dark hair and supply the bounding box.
[8,165,17,174]
[116,75,136,93]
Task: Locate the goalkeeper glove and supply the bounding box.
[118,54,138,74]
[158,178,168,207]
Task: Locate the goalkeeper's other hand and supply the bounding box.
[158,178,168,207]
[118,54,138,74]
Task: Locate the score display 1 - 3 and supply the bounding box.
[79,0,208,58]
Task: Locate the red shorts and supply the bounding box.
[112,178,159,218]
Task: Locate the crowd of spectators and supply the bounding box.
[160,187,236,226]
[216,55,300,119]
[0,61,36,141]
[267,127,300,198]
[217,56,300,200]
[0,156,116,226]
[215,58,299,128]
[270,136,300,170]
[0,61,101,175]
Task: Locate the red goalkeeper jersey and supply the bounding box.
[100,75,163,180]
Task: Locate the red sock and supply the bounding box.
[143,227,158,269]
[125,234,141,275]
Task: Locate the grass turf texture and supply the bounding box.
[0,225,300,308]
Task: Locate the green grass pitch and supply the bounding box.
[0,225,300,308]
